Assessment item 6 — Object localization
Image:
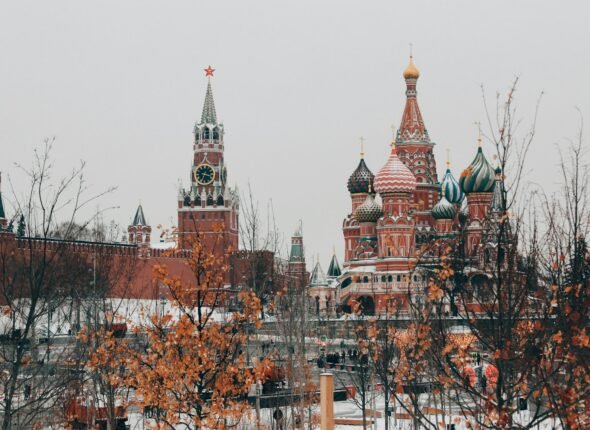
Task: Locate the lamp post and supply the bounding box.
[255,379,262,430]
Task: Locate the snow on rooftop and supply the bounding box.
[151,241,177,250]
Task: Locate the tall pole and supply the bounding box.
[320,373,334,430]
[255,380,262,430]
[372,374,377,430]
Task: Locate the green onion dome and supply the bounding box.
[441,168,464,204]
[347,157,375,194]
[432,196,456,220]
[355,193,383,223]
[459,147,495,194]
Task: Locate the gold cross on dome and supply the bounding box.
[473,121,482,146]
[360,137,365,158]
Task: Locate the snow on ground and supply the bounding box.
[124,393,563,430]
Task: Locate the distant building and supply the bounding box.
[176,67,239,260]
[0,68,258,308]
[312,57,508,316]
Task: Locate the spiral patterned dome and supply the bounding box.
[374,147,417,194]
[355,193,383,223]
[441,168,464,204]
[432,196,456,220]
[347,158,374,194]
[459,147,496,194]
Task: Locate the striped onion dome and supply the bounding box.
[355,193,383,223]
[441,168,464,204]
[459,147,496,194]
[374,146,417,194]
[432,196,456,220]
[347,157,374,194]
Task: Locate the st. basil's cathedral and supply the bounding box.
[0,59,506,312]
[307,56,504,316]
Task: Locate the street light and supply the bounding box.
[255,379,262,430]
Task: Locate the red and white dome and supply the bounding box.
[374,146,417,194]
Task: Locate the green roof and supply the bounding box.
[200,80,217,124]
[132,205,147,226]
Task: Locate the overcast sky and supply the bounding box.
[1,1,589,267]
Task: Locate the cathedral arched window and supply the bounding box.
[206,195,214,206]
[471,275,492,301]
[203,127,210,140]
[363,276,369,283]
[388,275,393,283]
[381,275,386,282]
[216,195,224,206]
[184,195,191,206]
[195,195,201,207]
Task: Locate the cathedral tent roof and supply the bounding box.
[309,262,328,287]
[132,205,147,226]
[327,254,342,278]
[397,56,429,143]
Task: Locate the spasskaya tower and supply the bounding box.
[177,66,239,254]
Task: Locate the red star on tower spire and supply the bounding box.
[204,65,215,77]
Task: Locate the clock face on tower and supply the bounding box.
[194,163,215,185]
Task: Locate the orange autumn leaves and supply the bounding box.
[85,233,266,429]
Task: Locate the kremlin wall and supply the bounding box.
[0,58,510,317]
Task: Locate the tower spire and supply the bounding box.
[200,66,217,124]
[132,204,147,226]
[398,55,428,143]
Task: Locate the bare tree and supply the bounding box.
[0,139,115,429]
[536,113,590,429]
[238,183,283,319]
[272,258,317,429]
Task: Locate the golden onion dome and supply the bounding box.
[403,56,420,79]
